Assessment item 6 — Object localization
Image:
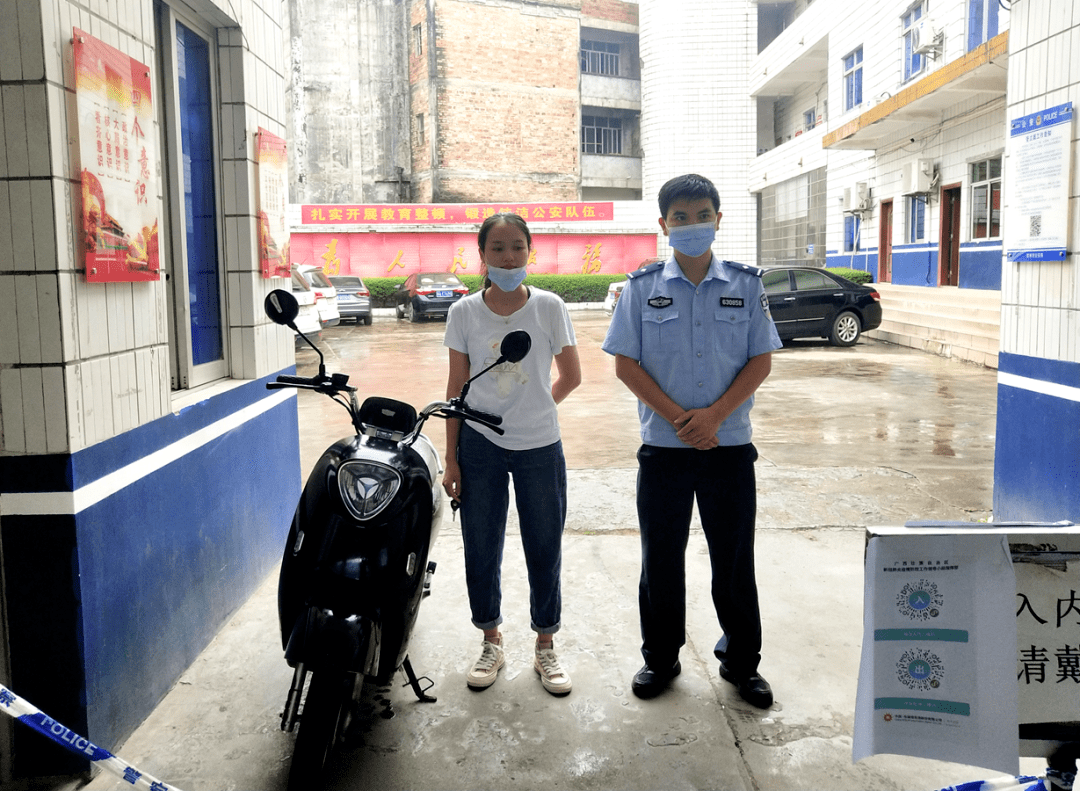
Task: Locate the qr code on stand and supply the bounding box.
[1030,214,1042,237]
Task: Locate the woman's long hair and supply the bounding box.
[478,212,532,289]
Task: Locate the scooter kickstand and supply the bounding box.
[401,656,437,702]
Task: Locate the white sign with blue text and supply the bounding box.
[1005,102,1073,262]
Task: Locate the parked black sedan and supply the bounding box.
[394,272,470,322]
[761,267,882,346]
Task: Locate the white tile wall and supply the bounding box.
[0,0,293,454]
[640,0,758,264]
[1000,0,1079,365]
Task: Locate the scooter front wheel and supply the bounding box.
[287,670,350,790]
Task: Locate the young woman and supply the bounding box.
[442,213,581,696]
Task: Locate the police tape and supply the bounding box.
[0,683,185,791]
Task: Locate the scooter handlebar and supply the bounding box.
[270,374,317,388]
[428,403,505,435]
[461,405,502,427]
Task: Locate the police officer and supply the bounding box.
[602,174,782,707]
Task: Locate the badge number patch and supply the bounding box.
[720,297,744,308]
[648,296,673,308]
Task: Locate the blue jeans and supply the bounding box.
[457,424,566,634]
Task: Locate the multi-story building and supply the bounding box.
[288,0,657,280]
[752,0,1009,367]
[1,2,1072,782]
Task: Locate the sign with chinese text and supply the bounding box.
[855,528,1019,774]
[74,29,160,282]
[257,128,289,278]
[301,202,615,225]
[1005,102,1073,262]
[289,231,657,278]
[1010,529,1080,751]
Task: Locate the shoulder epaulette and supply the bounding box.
[627,261,665,280]
[723,260,765,278]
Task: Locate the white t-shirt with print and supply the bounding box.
[444,288,577,451]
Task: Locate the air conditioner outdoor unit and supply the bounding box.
[912,17,940,56]
[902,159,935,194]
[843,182,871,213]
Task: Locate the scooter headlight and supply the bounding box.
[337,461,402,521]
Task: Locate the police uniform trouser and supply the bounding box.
[636,442,762,675]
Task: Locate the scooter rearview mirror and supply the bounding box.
[458,330,533,402]
[499,330,531,364]
[265,288,327,379]
[265,289,300,326]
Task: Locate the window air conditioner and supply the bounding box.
[843,182,871,213]
[912,18,940,56]
[901,159,935,194]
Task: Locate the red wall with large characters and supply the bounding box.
[289,232,659,279]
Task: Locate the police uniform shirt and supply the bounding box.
[601,255,782,448]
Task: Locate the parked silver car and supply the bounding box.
[328,275,372,325]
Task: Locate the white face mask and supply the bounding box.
[486,264,528,292]
[667,221,716,257]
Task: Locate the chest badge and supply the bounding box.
[648,296,673,309]
[720,297,744,308]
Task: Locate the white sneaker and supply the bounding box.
[467,636,504,690]
[534,643,572,696]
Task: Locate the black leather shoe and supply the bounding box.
[631,661,682,699]
[719,662,773,708]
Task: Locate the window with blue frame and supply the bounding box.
[908,195,927,243]
[902,2,926,82]
[967,0,999,51]
[844,215,861,252]
[843,48,863,111]
[156,1,228,388]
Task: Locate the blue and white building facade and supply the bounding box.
[0,0,299,779]
[750,0,1009,289]
[747,0,1076,522]
[993,0,1079,524]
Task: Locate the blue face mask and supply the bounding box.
[486,265,528,292]
[667,221,716,258]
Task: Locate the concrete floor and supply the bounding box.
[77,310,1034,791]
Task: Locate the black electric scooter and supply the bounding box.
[263,289,531,788]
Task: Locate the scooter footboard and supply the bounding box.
[285,606,381,675]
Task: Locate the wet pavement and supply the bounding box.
[79,309,1026,791]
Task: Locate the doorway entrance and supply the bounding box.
[878,199,893,282]
[939,185,961,286]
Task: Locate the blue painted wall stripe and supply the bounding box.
[999,352,1080,388]
[994,355,1080,524]
[0,388,295,515]
[0,369,296,495]
[1,368,303,773]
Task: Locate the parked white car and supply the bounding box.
[292,264,340,328]
[289,278,323,343]
[603,281,625,316]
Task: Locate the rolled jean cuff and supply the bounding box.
[532,622,560,636]
[471,615,504,631]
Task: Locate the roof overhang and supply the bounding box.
[752,35,830,98]
[823,31,1009,150]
